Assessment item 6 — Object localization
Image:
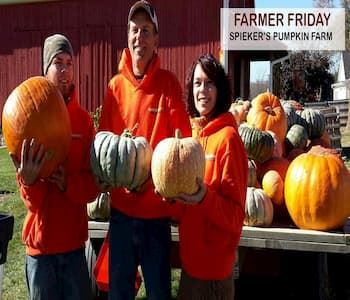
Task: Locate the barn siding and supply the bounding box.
[0,0,253,125]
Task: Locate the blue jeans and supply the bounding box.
[25,248,91,300]
[109,208,172,300]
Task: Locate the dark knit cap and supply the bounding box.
[43,34,74,75]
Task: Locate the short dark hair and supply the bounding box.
[185,53,232,119]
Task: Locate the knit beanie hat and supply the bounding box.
[43,34,74,75]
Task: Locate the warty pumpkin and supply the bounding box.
[1,76,71,178]
[90,130,153,190]
[244,187,274,227]
[151,129,205,198]
[284,145,350,231]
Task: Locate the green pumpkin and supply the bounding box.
[90,130,153,190]
[244,187,274,227]
[286,124,308,151]
[238,124,274,163]
[300,108,326,139]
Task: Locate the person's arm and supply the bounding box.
[10,139,50,212]
[178,135,248,234]
[63,117,100,204]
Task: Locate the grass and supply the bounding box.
[0,147,27,300]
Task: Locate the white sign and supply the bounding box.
[221,8,345,51]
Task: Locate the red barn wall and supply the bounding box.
[0,0,226,125]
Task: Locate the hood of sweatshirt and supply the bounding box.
[118,48,160,89]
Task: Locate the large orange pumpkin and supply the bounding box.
[284,146,350,230]
[247,92,287,144]
[1,76,71,178]
[151,129,205,198]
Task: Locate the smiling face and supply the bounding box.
[128,10,159,77]
[45,52,74,102]
[193,63,217,117]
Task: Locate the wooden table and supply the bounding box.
[88,221,350,254]
[88,221,350,299]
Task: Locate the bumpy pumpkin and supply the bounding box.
[151,129,205,198]
[90,130,153,190]
[1,76,71,178]
[246,92,287,144]
[284,145,350,230]
[244,187,273,227]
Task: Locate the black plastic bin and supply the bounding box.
[0,213,14,265]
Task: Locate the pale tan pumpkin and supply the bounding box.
[151,129,205,198]
[244,187,274,227]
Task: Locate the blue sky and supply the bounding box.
[250,0,341,82]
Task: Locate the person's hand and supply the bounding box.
[176,178,207,205]
[47,165,67,192]
[10,138,47,186]
[154,188,176,204]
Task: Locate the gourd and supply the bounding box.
[238,124,274,163]
[151,129,205,198]
[1,76,71,178]
[90,130,153,190]
[299,108,326,139]
[284,145,350,230]
[244,187,273,227]
[262,170,284,206]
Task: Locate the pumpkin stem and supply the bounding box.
[175,129,182,139]
[123,123,139,138]
[264,106,273,114]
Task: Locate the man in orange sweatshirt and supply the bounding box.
[10,34,99,300]
[98,1,191,299]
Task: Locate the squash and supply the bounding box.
[238,124,274,163]
[284,145,350,230]
[244,187,273,227]
[285,124,308,151]
[1,76,71,178]
[299,108,326,139]
[246,92,287,144]
[151,129,205,198]
[90,130,153,190]
[247,159,257,187]
[262,170,284,206]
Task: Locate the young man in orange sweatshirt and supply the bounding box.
[98,1,191,299]
[10,34,99,300]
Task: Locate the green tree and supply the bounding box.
[279,51,334,103]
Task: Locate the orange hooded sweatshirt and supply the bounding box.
[19,90,99,256]
[99,49,191,219]
[173,112,248,280]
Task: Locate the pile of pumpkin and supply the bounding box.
[3,77,350,233]
[230,92,350,231]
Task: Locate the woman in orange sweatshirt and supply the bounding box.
[172,53,248,299]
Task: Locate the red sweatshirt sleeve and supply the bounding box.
[64,116,100,205]
[18,175,49,212]
[200,137,248,235]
